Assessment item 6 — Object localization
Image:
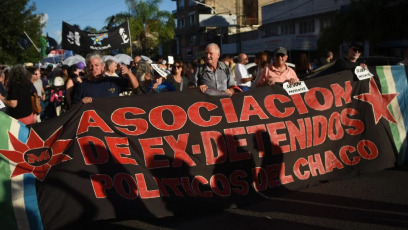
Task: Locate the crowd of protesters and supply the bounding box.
[1,41,407,125]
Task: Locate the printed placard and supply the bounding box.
[355,66,374,80]
[151,64,169,77]
[168,56,174,65]
[282,81,309,95]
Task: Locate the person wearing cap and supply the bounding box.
[72,51,139,104]
[65,62,85,108]
[256,47,299,86]
[190,43,236,96]
[333,41,367,72]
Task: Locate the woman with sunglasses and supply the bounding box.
[167,60,188,91]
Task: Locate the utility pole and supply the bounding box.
[236,0,241,53]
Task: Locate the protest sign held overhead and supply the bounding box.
[61,21,131,53]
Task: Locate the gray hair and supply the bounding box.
[206,43,220,54]
[86,51,105,66]
[105,59,117,70]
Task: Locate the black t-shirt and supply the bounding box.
[167,75,188,91]
[333,57,362,72]
[7,83,34,119]
[72,76,129,104]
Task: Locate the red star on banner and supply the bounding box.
[0,127,73,181]
[354,78,398,124]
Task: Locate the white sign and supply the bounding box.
[282,81,309,95]
[151,64,169,78]
[168,56,174,65]
[354,66,373,80]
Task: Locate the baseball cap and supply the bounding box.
[77,62,85,69]
[349,41,364,50]
[274,47,287,56]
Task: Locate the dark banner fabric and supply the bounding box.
[32,70,396,229]
[61,21,131,52]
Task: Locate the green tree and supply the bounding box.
[0,0,44,65]
[318,0,408,55]
[108,0,175,57]
[83,26,99,33]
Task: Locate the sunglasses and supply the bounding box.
[352,47,362,53]
[275,53,285,58]
[174,66,182,69]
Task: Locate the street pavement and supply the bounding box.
[85,166,408,230]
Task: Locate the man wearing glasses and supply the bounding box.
[256,47,299,86]
[333,41,367,71]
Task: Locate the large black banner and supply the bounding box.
[32,70,396,229]
[61,21,131,52]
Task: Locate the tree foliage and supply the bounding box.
[0,0,44,65]
[318,0,408,54]
[107,0,175,57]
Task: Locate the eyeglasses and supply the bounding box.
[352,47,362,53]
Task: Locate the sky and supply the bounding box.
[29,0,177,43]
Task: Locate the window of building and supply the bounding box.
[320,16,332,31]
[281,23,295,35]
[263,24,278,37]
[179,17,185,28]
[190,35,196,46]
[299,19,315,34]
[243,0,258,25]
[178,0,184,10]
[189,14,196,26]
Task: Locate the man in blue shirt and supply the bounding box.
[73,52,139,104]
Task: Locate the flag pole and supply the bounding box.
[24,31,40,53]
[127,18,132,58]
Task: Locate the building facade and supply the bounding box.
[172,0,278,61]
[173,0,354,61]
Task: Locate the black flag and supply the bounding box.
[61,21,131,53]
[17,33,32,50]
